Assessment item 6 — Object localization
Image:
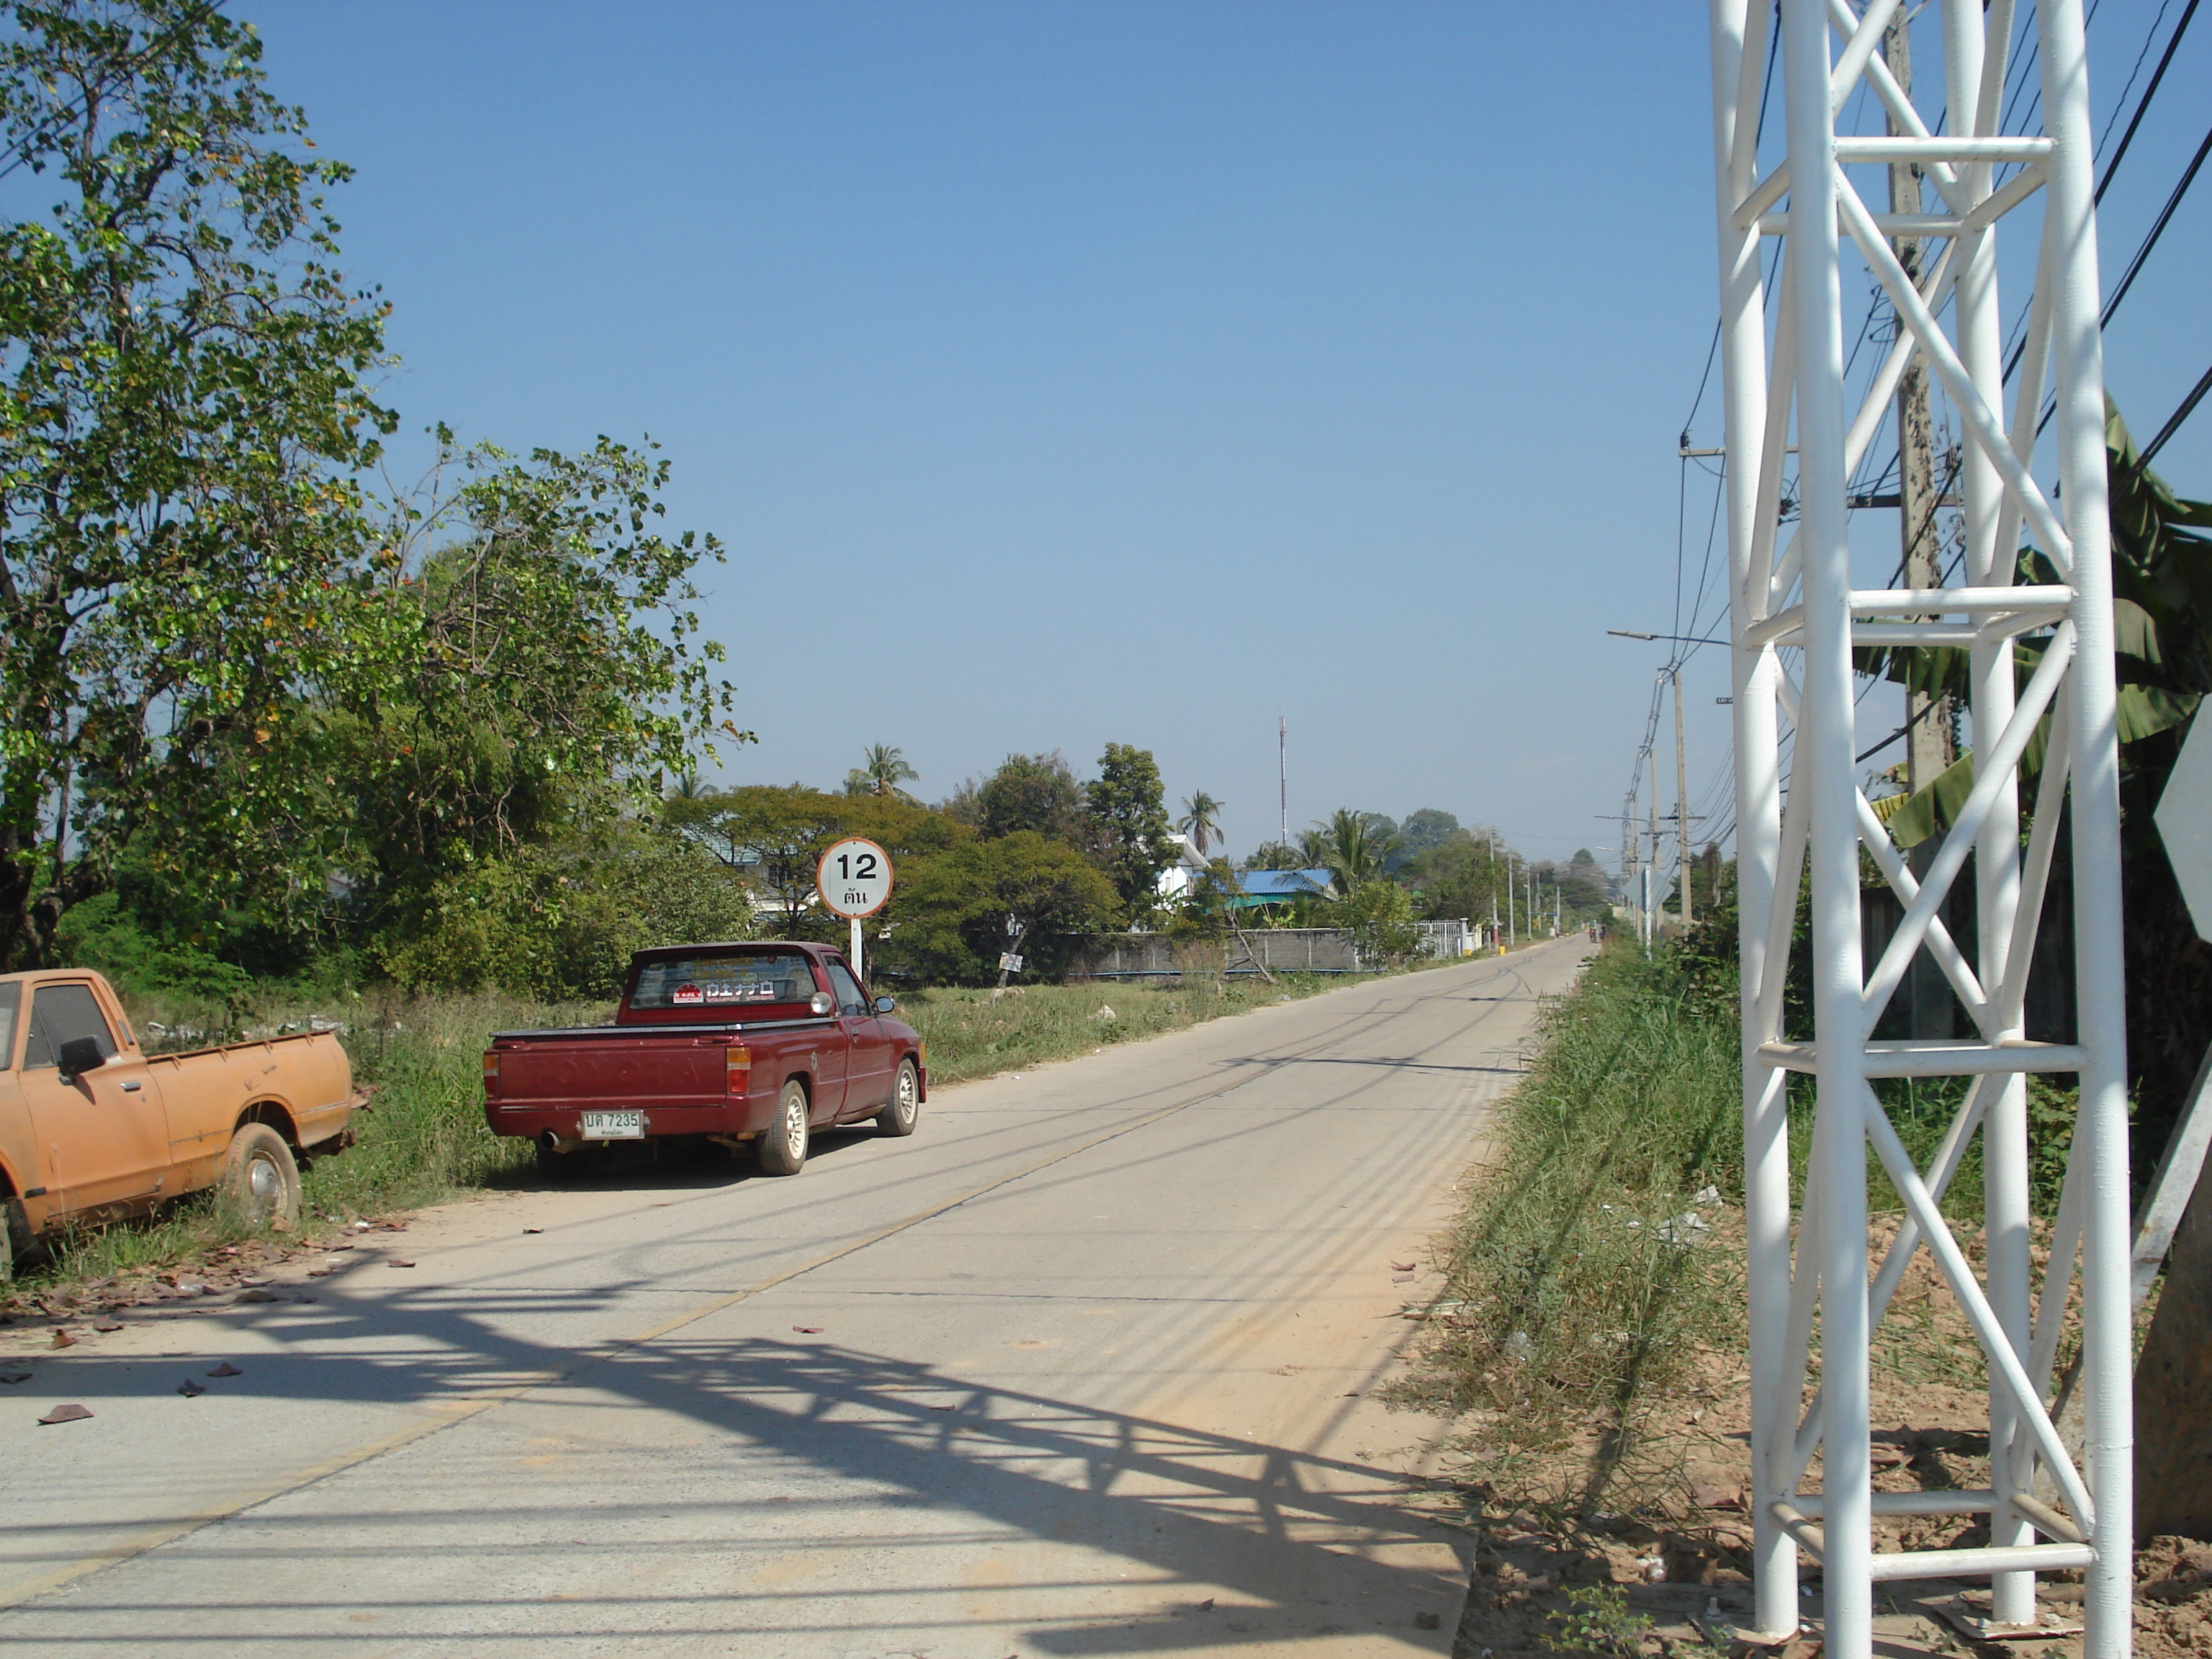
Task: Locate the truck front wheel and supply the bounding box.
[757,1081,810,1176]
[222,1123,302,1230]
[876,1059,920,1138]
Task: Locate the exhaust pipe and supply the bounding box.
[537,1130,583,1156]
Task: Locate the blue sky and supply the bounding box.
[244,1,2211,876]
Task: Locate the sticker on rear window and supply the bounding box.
[631,952,819,1011]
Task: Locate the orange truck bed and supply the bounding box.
[0,968,359,1265]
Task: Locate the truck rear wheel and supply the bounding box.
[876,1059,920,1138]
[222,1123,302,1230]
[0,1200,35,1282]
[757,1081,809,1176]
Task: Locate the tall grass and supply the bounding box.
[1391,932,2082,1520]
[1386,942,1746,1514]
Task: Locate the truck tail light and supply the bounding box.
[482,1052,500,1100]
[725,1043,752,1094]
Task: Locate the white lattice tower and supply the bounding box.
[1705,3,2131,1655]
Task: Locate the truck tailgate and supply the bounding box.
[494,1033,732,1111]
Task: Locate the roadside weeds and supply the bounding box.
[1395,940,2197,1658]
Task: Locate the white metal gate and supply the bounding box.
[1706,3,2131,1654]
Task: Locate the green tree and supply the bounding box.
[664,784,845,939]
[1332,878,1422,966]
[1177,790,1225,857]
[966,751,1089,845]
[884,830,1118,985]
[1396,808,1462,866]
[1316,807,1401,894]
[372,816,756,997]
[1089,742,1174,922]
[0,1,400,968]
[845,743,919,799]
[1399,827,1508,922]
[1241,840,1305,872]
[830,791,969,862]
[329,436,739,955]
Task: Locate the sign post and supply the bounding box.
[816,837,894,984]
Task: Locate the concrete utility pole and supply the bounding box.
[1648,744,1662,941]
[1490,830,1503,950]
[1674,665,1693,927]
[1888,12,1956,1042]
[1619,805,1635,937]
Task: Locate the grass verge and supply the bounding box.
[1383,940,1747,1518]
[1389,933,2100,1529]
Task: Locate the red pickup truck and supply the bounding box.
[482,941,926,1175]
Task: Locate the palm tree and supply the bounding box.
[1316,807,1401,896]
[845,743,920,799]
[1177,790,1224,856]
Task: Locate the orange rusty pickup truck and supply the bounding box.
[0,968,359,1274]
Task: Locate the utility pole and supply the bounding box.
[1673,665,1693,927]
[1648,744,1661,943]
[1887,12,1956,1043]
[1277,716,1287,849]
[1619,804,1635,940]
[1489,830,1501,950]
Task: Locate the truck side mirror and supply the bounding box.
[874,995,897,1014]
[57,1036,106,1080]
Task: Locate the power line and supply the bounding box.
[2139,360,2212,469]
[2095,0,2198,206]
[2100,117,2212,331]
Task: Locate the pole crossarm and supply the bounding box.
[1707,1,2131,1653]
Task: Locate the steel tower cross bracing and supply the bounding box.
[1705,3,2130,1655]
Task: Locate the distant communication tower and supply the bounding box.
[1707,4,2130,1656]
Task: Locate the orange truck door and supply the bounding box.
[19,981,170,1213]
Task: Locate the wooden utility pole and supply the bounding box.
[1888,14,1956,1039]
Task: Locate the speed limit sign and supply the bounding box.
[817,838,894,919]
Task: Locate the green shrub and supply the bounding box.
[1331,880,1423,966]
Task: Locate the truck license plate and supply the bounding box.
[580,1110,645,1140]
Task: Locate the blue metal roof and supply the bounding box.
[1236,869,1334,899]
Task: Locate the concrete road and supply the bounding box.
[0,938,1591,1657]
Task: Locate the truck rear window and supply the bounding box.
[629,951,819,1012]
